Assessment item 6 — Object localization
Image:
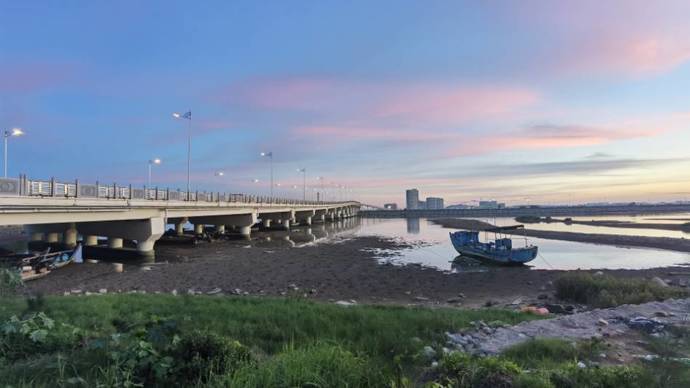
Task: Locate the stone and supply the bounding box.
[655,311,673,317]
[446,297,463,304]
[422,346,436,359]
[98,288,107,294]
[597,319,609,326]
[545,303,568,314]
[140,266,152,271]
[86,259,99,264]
[414,296,430,301]
[457,293,466,298]
[594,271,604,277]
[651,277,668,287]
[85,291,92,296]
[70,289,82,294]
[335,300,355,307]
[577,361,586,369]
[537,294,549,300]
[510,298,523,305]
[484,300,499,307]
[171,289,178,296]
[207,287,222,295]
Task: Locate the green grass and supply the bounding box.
[554,273,688,308]
[0,294,537,386]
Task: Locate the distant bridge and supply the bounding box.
[0,176,359,256]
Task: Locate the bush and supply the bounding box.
[548,363,650,388]
[0,312,79,361]
[554,273,687,308]
[433,352,521,388]
[0,268,22,296]
[227,343,387,387]
[171,331,251,385]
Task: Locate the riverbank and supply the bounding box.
[24,235,690,308]
[430,218,690,254]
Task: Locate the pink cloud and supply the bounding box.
[0,63,75,93]
[374,86,539,124]
[211,77,337,110]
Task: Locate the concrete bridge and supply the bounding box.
[0,176,360,256]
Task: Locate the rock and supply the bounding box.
[70,289,82,294]
[86,259,99,264]
[446,297,463,304]
[577,361,586,369]
[234,288,242,295]
[422,346,436,359]
[335,300,356,307]
[597,319,609,326]
[349,299,357,304]
[510,298,523,306]
[171,289,178,296]
[140,266,152,271]
[593,271,604,277]
[651,277,668,287]
[457,293,466,298]
[537,293,549,300]
[63,291,70,296]
[309,288,317,294]
[112,263,123,273]
[85,291,93,296]
[187,289,196,295]
[431,361,438,368]
[98,288,107,294]
[545,304,568,314]
[414,296,430,301]
[526,281,533,285]
[207,287,222,295]
[655,311,673,317]
[628,316,665,333]
[539,285,547,291]
[484,300,499,307]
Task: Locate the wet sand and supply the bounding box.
[24,235,690,308]
[431,218,690,253]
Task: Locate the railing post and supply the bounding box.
[75,179,79,198]
[50,177,56,197]
[195,190,199,202]
[166,187,170,201]
[95,181,100,198]
[128,184,132,199]
[155,187,158,200]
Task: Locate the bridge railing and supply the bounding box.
[0,176,352,206]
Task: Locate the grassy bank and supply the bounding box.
[0,294,535,386]
[1,294,687,387]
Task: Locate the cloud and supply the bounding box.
[0,62,76,93]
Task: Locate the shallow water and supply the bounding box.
[349,217,690,271]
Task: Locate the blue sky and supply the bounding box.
[2,1,690,206]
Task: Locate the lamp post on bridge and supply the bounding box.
[3,128,24,178]
[147,158,161,187]
[172,110,192,199]
[260,151,273,197]
[316,176,324,202]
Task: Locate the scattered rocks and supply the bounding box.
[627,316,665,333]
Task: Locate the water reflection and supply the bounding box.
[406,218,420,234]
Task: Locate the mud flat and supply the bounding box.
[431,218,690,253]
[23,235,690,308]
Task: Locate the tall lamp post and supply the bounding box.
[316,176,324,202]
[172,110,192,199]
[260,151,273,197]
[3,128,24,178]
[147,158,161,187]
[297,168,306,200]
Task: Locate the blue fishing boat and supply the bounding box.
[449,225,538,265]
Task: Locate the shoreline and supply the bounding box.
[430,218,690,253]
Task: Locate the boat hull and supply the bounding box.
[449,231,538,265]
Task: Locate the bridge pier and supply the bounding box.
[63,223,78,247]
[108,237,124,249]
[83,235,98,246]
[263,219,272,228]
[46,232,60,243]
[194,224,204,235]
[189,213,258,239]
[175,218,188,236]
[216,224,226,234]
[30,232,44,242]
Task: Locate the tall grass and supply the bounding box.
[554,273,687,308]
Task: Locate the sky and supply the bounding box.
[2,1,690,207]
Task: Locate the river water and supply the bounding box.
[347,216,690,271]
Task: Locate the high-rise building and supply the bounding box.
[426,197,444,209]
[417,200,426,209]
[405,189,419,209]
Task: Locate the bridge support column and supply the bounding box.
[46,232,60,243]
[303,216,312,226]
[175,218,188,236]
[30,232,44,241]
[216,225,226,234]
[194,224,204,235]
[63,223,78,247]
[108,237,123,249]
[84,235,98,246]
[238,226,251,238]
[189,213,257,239]
[263,219,272,228]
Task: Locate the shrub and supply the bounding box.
[171,331,251,385]
[548,362,651,388]
[554,273,687,308]
[0,312,79,361]
[433,352,521,388]
[0,267,22,296]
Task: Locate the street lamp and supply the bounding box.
[214,171,225,177]
[297,168,306,200]
[3,128,24,178]
[172,110,192,199]
[260,151,273,197]
[147,158,161,187]
[316,176,324,202]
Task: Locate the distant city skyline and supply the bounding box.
[3,1,690,206]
